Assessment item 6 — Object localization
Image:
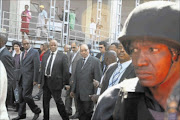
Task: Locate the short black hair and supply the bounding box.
[111,42,119,48]
[12,40,21,47]
[87,44,91,50]
[99,41,108,49]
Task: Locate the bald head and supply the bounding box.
[0,32,8,48]
[80,44,89,58]
[104,50,117,66]
[49,40,58,52]
[64,44,70,52]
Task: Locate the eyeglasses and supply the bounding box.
[71,47,76,49]
[99,47,103,49]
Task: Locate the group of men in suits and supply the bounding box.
[1,32,137,120]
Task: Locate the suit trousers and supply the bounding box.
[77,96,94,120]
[65,89,79,115]
[65,89,72,115]
[18,79,41,116]
[43,77,69,120]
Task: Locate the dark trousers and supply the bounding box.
[77,97,94,120]
[35,88,43,98]
[43,77,69,120]
[65,89,79,115]
[18,81,41,116]
[65,89,72,115]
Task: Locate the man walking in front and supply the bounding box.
[40,40,69,120]
[13,39,41,120]
[70,44,102,120]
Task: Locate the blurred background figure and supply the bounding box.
[12,41,22,112]
[36,5,48,40]
[21,5,31,40]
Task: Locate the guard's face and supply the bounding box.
[49,41,57,52]
[130,40,172,87]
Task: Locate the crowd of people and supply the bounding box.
[0,1,180,120]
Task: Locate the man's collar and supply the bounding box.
[84,54,90,60]
[50,50,58,55]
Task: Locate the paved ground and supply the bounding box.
[8,85,78,120]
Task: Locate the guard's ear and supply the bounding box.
[170,48,178,62]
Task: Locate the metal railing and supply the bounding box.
[1,11,115,49]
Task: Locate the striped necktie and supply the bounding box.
[109,64,122,87]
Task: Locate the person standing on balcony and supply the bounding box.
[89,18,96,45]
[36,5,48,40]
[21,5,31,40]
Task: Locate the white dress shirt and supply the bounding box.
[69,50,79,73]
[0,61,9,120]
[108,60,132,88]
[45,50,58,76]
[81,54,90,69]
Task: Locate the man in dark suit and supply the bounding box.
[70,44,102,120]
[65,42,82,118]
[12,39,41,120]
[40,40,69,120]
[92,42,136,120]
[96,41,108,72]
[0,32,15,109]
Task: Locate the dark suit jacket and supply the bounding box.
[40,51,70,90]
[96,53,105,71]
[0,47,14,84]
[69,51,82,84]
[19,48,40,86]
[92,79,143,120]
[71,55,102,101]
[100,63,136,94]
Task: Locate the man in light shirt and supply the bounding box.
[36,5,48,40]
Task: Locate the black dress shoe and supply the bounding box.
[12,115,26,120]
[32,113,40,120]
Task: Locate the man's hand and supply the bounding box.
[38,84,41,89]
[70,92,75,98]
[33,82,37,86]
[65,85,70,90]
[89,94,99,104]
[93,79,99,88]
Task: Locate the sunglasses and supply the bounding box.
[71,47,76,49]
[99,47,103,49]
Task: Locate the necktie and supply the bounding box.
[23,50,27,59]
[46,52,54,76]
[81,58,86,69]
[109,64,122,87]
